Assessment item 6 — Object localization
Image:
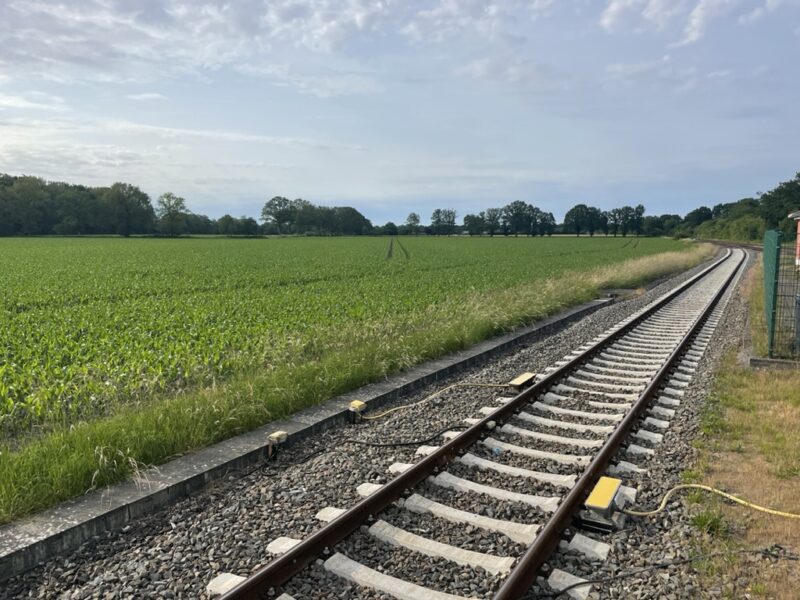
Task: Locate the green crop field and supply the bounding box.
[0,236,711,522]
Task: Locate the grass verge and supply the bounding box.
[748,257,768,357]
[0,243,714,524]
[689,264,800,598]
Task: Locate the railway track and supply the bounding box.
[215,248,746,600]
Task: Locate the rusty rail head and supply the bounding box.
[219,249,734,600]
[492,248,745,600]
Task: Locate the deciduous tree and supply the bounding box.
[441,208,457,235]
[463,213,485,236]
[104,183,155,237]
[501,200,531,236]
[156,192,188,237]
[260,196,294,234]
[564,204,590,236]
[482,208,502,236]
[538,211,556,236]
[405,212,421,235]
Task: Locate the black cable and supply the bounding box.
[340,424,468,448]
[260,447,327,472]
[528,545,798,599]
[259,423,468,473]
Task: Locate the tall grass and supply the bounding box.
[0,242,714,524]
[745,257,769,357]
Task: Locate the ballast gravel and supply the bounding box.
[469,443,581,478]
[539,251,756,599]
[445,461,564,498]
[1,253,743,600]
[415,478,549,527]
[379,506,526,557]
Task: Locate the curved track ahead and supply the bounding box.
[219,248,746,600]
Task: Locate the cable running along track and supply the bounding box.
[220,248,747,600]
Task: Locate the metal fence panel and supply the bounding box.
[763,229,800,359]
[763,230,781,357]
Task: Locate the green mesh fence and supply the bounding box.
[763,229,800,359]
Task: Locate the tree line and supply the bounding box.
[682,173,800,242]
[259,173,799,240]
[0,175,370,237]
[389,203,651,237]
[460,202,557,236]
[259,196,372,235]
[1,171,798,239]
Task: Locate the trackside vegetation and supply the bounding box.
[689,262,800,597]
[0,237,712,523]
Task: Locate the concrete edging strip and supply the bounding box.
[0,297,610,582]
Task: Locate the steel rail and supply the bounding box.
[494,248,746,599]
[219,249,735,600]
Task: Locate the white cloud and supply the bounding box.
[264,0,392,52]
[605,54,671,79]
[604,55,704,93]
[707,69,732,78]
[0,115,363,151]
[403,1,555,44]
[600,0,689,32]
[0,143,148,177]
[0,92,67,111]
[642,0,691,29]
[600,0,642,31]
[0,0,388,85]
[599,0,747,42]
[102,119,364,150]
[0,0,559,105]
[676,0,737,46]
[738,0,783,23]
[0,122,153,181]
[456,56,568,92]
[127,93,167,101]
[406,162,568,184]
[0,114,356,201]
[235,63,381,97]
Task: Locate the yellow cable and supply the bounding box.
[361,383,509,421]
[623,484,800,519]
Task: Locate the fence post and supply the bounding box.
[763,230,782,358]
[795,294,800,353]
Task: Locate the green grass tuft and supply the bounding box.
[692,509,731,537]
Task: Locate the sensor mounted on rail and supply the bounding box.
[508,372,536,390]
[576,476,628,533]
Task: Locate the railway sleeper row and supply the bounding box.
[209,249,745,600]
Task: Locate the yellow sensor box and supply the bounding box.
[585,476,622,517]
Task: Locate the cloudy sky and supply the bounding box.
[0,0,797,223]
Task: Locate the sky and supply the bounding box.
[0,0,798,224]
